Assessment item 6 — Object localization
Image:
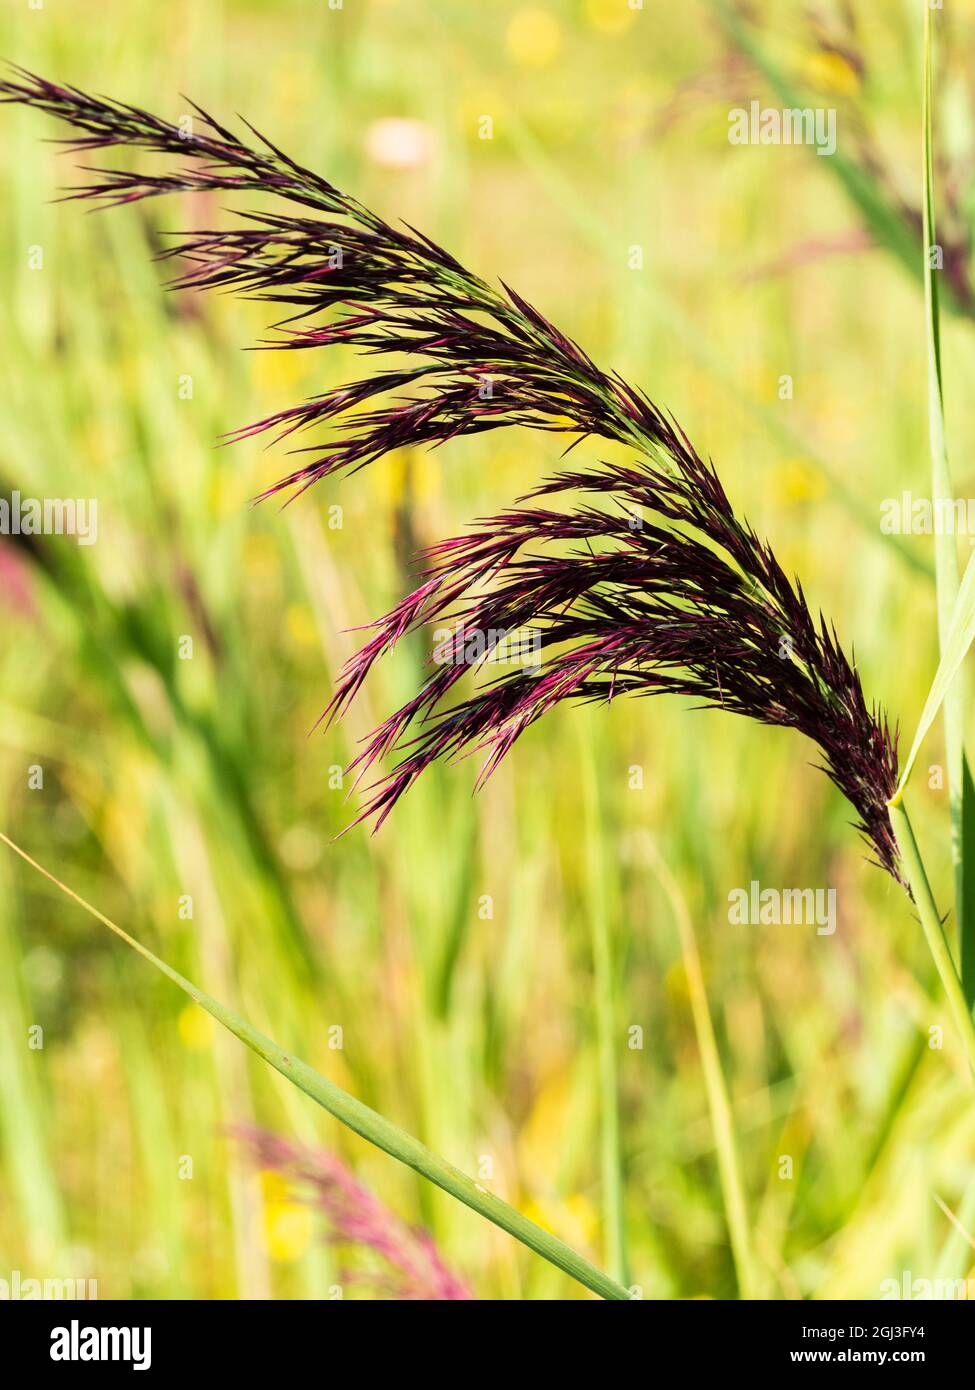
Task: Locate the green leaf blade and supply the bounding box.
[0,831,631,1302]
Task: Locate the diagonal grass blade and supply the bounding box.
[0,831,631,1302]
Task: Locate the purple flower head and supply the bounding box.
[0,68,901,880]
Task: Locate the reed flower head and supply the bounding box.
[233,1125,472,1299]
[0,67,901,880]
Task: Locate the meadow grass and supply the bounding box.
[1,0,974,1300]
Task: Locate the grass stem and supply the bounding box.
[887,801,975,1078]
[921,0,975,1010]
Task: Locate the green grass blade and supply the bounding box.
[895,14,975,958]
[886,801,975,1075]
[934,1186,975,1282]
[0,831,631,1302]
[650,846,757,1299]
[922,4,975,1009]
[960,761,975,1008]
[579,727,629,1286]
[893,547,975,798]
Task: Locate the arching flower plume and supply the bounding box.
[0,67,901,879]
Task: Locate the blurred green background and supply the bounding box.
[2,0,975,1299]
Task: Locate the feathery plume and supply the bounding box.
[0,67,901,879]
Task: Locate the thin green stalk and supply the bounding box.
[589,885,628,1286]
[651,848,757,1299]
[933,1188,975,1282]
[0,831,631,1302]
[580,732,629,1286]
[887,801,975,1078]
[922,3,975,1008]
